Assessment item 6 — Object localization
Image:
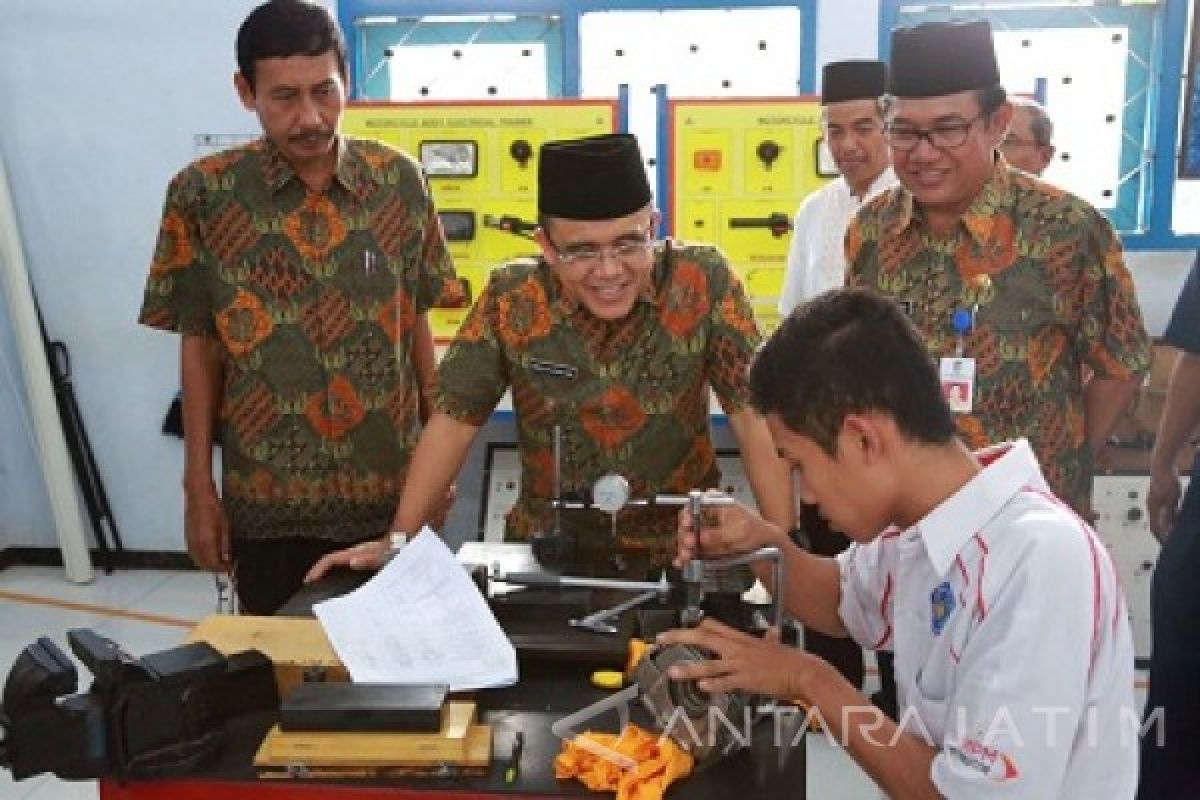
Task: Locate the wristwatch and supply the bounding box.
[385,531,408,560]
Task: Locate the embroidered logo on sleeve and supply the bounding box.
[947,737,1020,782]
[931,581,956,635]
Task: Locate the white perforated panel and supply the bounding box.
[580,7,803,210]
[994,27,1127,210]
[389,42,549,101]
[1091,474,1190,663]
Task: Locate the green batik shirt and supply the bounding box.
[846,158,1150,513]
[139,136,461,542]
[436,241,761,564]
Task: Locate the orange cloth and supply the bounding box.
[554,724,693,800]
[626,638,650,677]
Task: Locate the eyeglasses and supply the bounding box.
[1001,134,1040,149]
[548,224,656,269]
[887,112,987,152]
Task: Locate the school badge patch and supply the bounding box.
[931,581,955,635]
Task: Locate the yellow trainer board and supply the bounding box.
[668,98,829,332]
[345,100,618,340]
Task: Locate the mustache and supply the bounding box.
[288,128,335,142]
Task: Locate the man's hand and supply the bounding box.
[674,499,783,568]
[1148,465,1183,544]
[184,487,230,571]
[427,483,457,530]
[655,619,817,700]
[304,537,390,583]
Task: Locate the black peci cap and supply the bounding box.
[888,20,1001,98]
[537,133,652,221]
[821,60,887,105]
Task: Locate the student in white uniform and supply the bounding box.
[778,60,897,316]
[661,288,1139,799]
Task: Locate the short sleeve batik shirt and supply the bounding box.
[846,159,1150,513]
[436,241,760,563]
[139,136,460,543]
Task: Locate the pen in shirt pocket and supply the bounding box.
[363,250,377,274]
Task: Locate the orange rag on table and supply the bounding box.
[554,724,693,800]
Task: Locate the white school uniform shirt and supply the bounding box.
[837,439,1138,799]
[778,166,896,315]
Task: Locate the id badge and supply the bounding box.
[939,357,976,413]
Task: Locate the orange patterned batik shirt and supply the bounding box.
[139,136,460,542]
[436,242,761,563]
[846,159,1150,514]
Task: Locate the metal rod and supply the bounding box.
[552,424,562,536]
[499,571,669,594]
[653,492,735,506]
[570,588,661,634]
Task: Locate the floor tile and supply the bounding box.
[0,567,169,611]
[23,777,98,800]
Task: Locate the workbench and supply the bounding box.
[98,550,808,799]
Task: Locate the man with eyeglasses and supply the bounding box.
[307,133,793,581]
[1000,97,1056,177]
[779,60,896,316]
[846,20,1149,519]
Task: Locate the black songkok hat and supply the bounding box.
[821,60,887,105]
[889,20,1001,98]
[538,133,652,220]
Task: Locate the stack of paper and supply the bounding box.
[314,529,518,691]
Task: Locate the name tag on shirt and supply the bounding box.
[529,359,578,380]
[939,357,976,414]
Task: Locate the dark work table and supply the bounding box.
[100,544,807,799]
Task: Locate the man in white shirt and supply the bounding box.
[778,60,897,316]
[662,288,1139,798]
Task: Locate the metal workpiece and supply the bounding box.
[633,642,753,767]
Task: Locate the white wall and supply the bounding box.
[0,0,1193,554]
[0,0,276,551]
[816,0,880,80]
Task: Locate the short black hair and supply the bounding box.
[749,288,958,455]
[236,0,347,92]
[1012,97,1055,147]
[975,85,1008,118]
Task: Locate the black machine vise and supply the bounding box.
[0,629,277,782]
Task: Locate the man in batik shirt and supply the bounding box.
[846,20,1149,516]
[139,0,460,613]
[307,133,792,580]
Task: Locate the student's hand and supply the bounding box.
[674,499,782,568]
[304,537,390,583]
[184,487,230,572]
[655,619,815,700]
[1148,464,1183,544]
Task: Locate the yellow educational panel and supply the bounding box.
[669,99,827,333]
[344,101,618,340]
